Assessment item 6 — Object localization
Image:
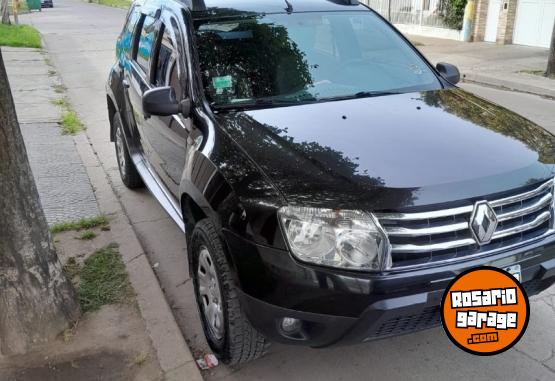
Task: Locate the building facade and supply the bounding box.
[473,0,554,48]
[362,0,553,48]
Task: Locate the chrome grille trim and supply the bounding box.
[492,211,551,240]
[497,193,553,222]
[378,179,555,269]
[375,205,473,221]
[392,238,477,254]
[490,179,553,208]
[391,229,555,271]
[385,222,469,237]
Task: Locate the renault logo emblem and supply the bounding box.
[470,201,498,245]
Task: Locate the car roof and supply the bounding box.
[132,0,369,21]
[183,0,368,18]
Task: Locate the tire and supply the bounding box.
[113,114,143,189]
[191,219,270,365]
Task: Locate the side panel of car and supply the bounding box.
[155,4,289,251]
[125,12,157,159]
[108,3,142,146]
[109,1,289,254]
[143,11,192,196]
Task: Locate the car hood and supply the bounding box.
[216,89,555,210]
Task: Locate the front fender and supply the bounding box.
[106,63,125,142]
[178,118,288,285]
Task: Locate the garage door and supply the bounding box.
[513,0,555,48]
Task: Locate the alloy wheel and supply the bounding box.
[115,126,127,178]
[197,245,224,340]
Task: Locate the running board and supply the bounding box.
[132,153,185,232]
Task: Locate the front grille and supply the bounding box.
[523,279,544,296]
[377,179,554,269]
[372,306,442,337]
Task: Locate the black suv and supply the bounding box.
[106,0,555,364]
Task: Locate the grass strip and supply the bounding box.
[0,24,41,48]
[51,215,110,233]
[64,244,134,312]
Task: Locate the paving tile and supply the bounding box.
[5,49,100,225]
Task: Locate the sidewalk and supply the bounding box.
[3,45,203,381]
[410,35,555,98]
[3,47,100,225]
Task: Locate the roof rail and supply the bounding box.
[178,0,206,11]
[191,0,206,11]
[327,0,360,5]
[180,0,360,12]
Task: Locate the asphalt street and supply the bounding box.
[20,1,555,379]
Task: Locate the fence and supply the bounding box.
[8,1,32,16]
[361,0,454,29]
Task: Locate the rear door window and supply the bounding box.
[121,7,141,56]
[152,19,184,98]
[154,26,175,86]
[136,15,158,74]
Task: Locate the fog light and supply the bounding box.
[280,317,302,334]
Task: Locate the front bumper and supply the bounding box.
[224,230,555,347]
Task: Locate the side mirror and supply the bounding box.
[436,62,460,85]
[143,86,181,117]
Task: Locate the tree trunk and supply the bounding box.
[0,0,10,25]
[12,0,18,25]
[547,22,555,77]
[0,49,80,356]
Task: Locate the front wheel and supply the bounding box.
[191,219,269,365]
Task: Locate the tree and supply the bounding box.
[547,22,555,78]
[0,0,10,25]
[0,49,79,355]
[439,0,468,30]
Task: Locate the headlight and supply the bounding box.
[278,206,391,271]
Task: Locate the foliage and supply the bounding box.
[0,24,41,48]
[92,0,131,9]
[439,0,468,30]
[60,110,84,135]
[79,231,97,240]
[51,215,110,233]
[9,1,30,14]
[51,97,70,108]
[64,244,134,312]
[518,69,547,76]
[51,95,85,135]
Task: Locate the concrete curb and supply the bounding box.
[30,41,204,379]
[72,123,203,381]
[462,72,555,99]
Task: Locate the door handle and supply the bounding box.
[122,79,130,89]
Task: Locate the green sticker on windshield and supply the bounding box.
[212,75,233,93]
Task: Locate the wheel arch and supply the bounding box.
[107,94,117,142]
[179,152,240,281]
[181,189,241,283]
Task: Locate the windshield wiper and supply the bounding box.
[354,91,399,98]
[212,98,311,112]
[212,91,399,112]
[320,91,400,102]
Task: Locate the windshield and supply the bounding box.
[194,11,442,109]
